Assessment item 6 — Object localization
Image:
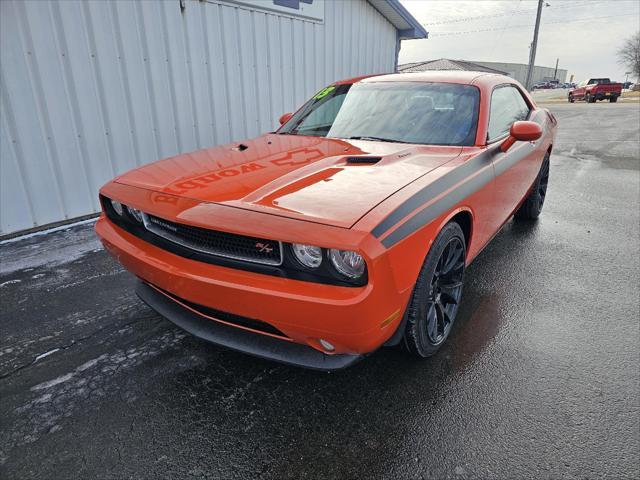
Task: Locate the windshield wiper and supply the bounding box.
[347,136,406,143]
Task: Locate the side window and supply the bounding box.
[510,87,531,120]
[487,85,531,142]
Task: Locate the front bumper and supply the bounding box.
[96,216,409,363]
[136,281,363,370]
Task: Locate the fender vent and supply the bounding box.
[345,156,382,164]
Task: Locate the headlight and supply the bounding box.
[292,243,322,268]
[110,199,123,216]
[127,206,143,223]
[329,249,365,279]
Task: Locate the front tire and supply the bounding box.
[568,94,575,103]
[515,154,550,220]
[403,222,466,357]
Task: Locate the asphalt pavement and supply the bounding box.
[1,102,639,480]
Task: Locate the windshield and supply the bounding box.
[279,82,480,146]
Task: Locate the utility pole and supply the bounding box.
[553,58,559,82]
[525,0,544,90]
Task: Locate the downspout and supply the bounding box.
[394,30,401,72]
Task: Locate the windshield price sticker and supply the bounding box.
[314,86,335,100]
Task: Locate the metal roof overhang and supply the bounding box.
[369,0,428,40]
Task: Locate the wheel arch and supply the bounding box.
[433,207,474,261]
[383,208,473,347]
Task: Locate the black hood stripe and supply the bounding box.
[380,142,535,249]
[371,149,496,238]
[375,112,545,248]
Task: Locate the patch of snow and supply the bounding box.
[76,354,107,372]
[0,222,102,275]
[34,348,60,362]
[31,373,75,391]
[34,393,52,404]
[0,217,98,245]
[0,279,21,287]
[455,466,466,475]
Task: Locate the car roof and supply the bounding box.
[351,70,511,85]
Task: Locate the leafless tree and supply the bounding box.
[618,31,640,80]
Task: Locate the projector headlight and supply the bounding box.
[329,249,366,279]
[127,206,144,223]
[110,199,123,216]
[292,243,323,268]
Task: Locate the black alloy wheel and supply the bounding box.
[425,237,465,345]
[515,154,550,220]
[536,158,550,210]
[403,222,466,357]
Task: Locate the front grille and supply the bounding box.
[142,213,283,266]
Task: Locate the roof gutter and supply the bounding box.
[370,0,428,40]
[381,0,428,39]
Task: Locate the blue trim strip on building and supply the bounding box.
[383,0,428,39]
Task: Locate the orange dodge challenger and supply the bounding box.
[96,71,557,370]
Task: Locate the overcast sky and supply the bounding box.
[398,0,640,82]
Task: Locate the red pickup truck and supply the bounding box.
[569,78,622,103]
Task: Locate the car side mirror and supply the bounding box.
[279,112,293,125]
[500,121,543,152]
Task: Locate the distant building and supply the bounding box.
[471,61,568,85]
[399,59,568,86]
[399,59,508,75]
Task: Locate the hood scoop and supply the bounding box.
[345,156,382,164]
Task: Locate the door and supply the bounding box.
[573,81,587,99]
[487,85,543,222]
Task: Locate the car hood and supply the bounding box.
[115,134,462,228]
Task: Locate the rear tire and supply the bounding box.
[403,222,466,358]
[515,153,550,220]
[609,96,618,103]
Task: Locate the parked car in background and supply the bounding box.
[569,78,622,103]
[532,82,554,90]
[96,71,557,370]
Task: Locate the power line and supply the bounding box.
[429,12,636,37]
[425,1,610,26]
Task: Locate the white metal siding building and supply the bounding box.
[0,0,426,236]
[471,61,568,86]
